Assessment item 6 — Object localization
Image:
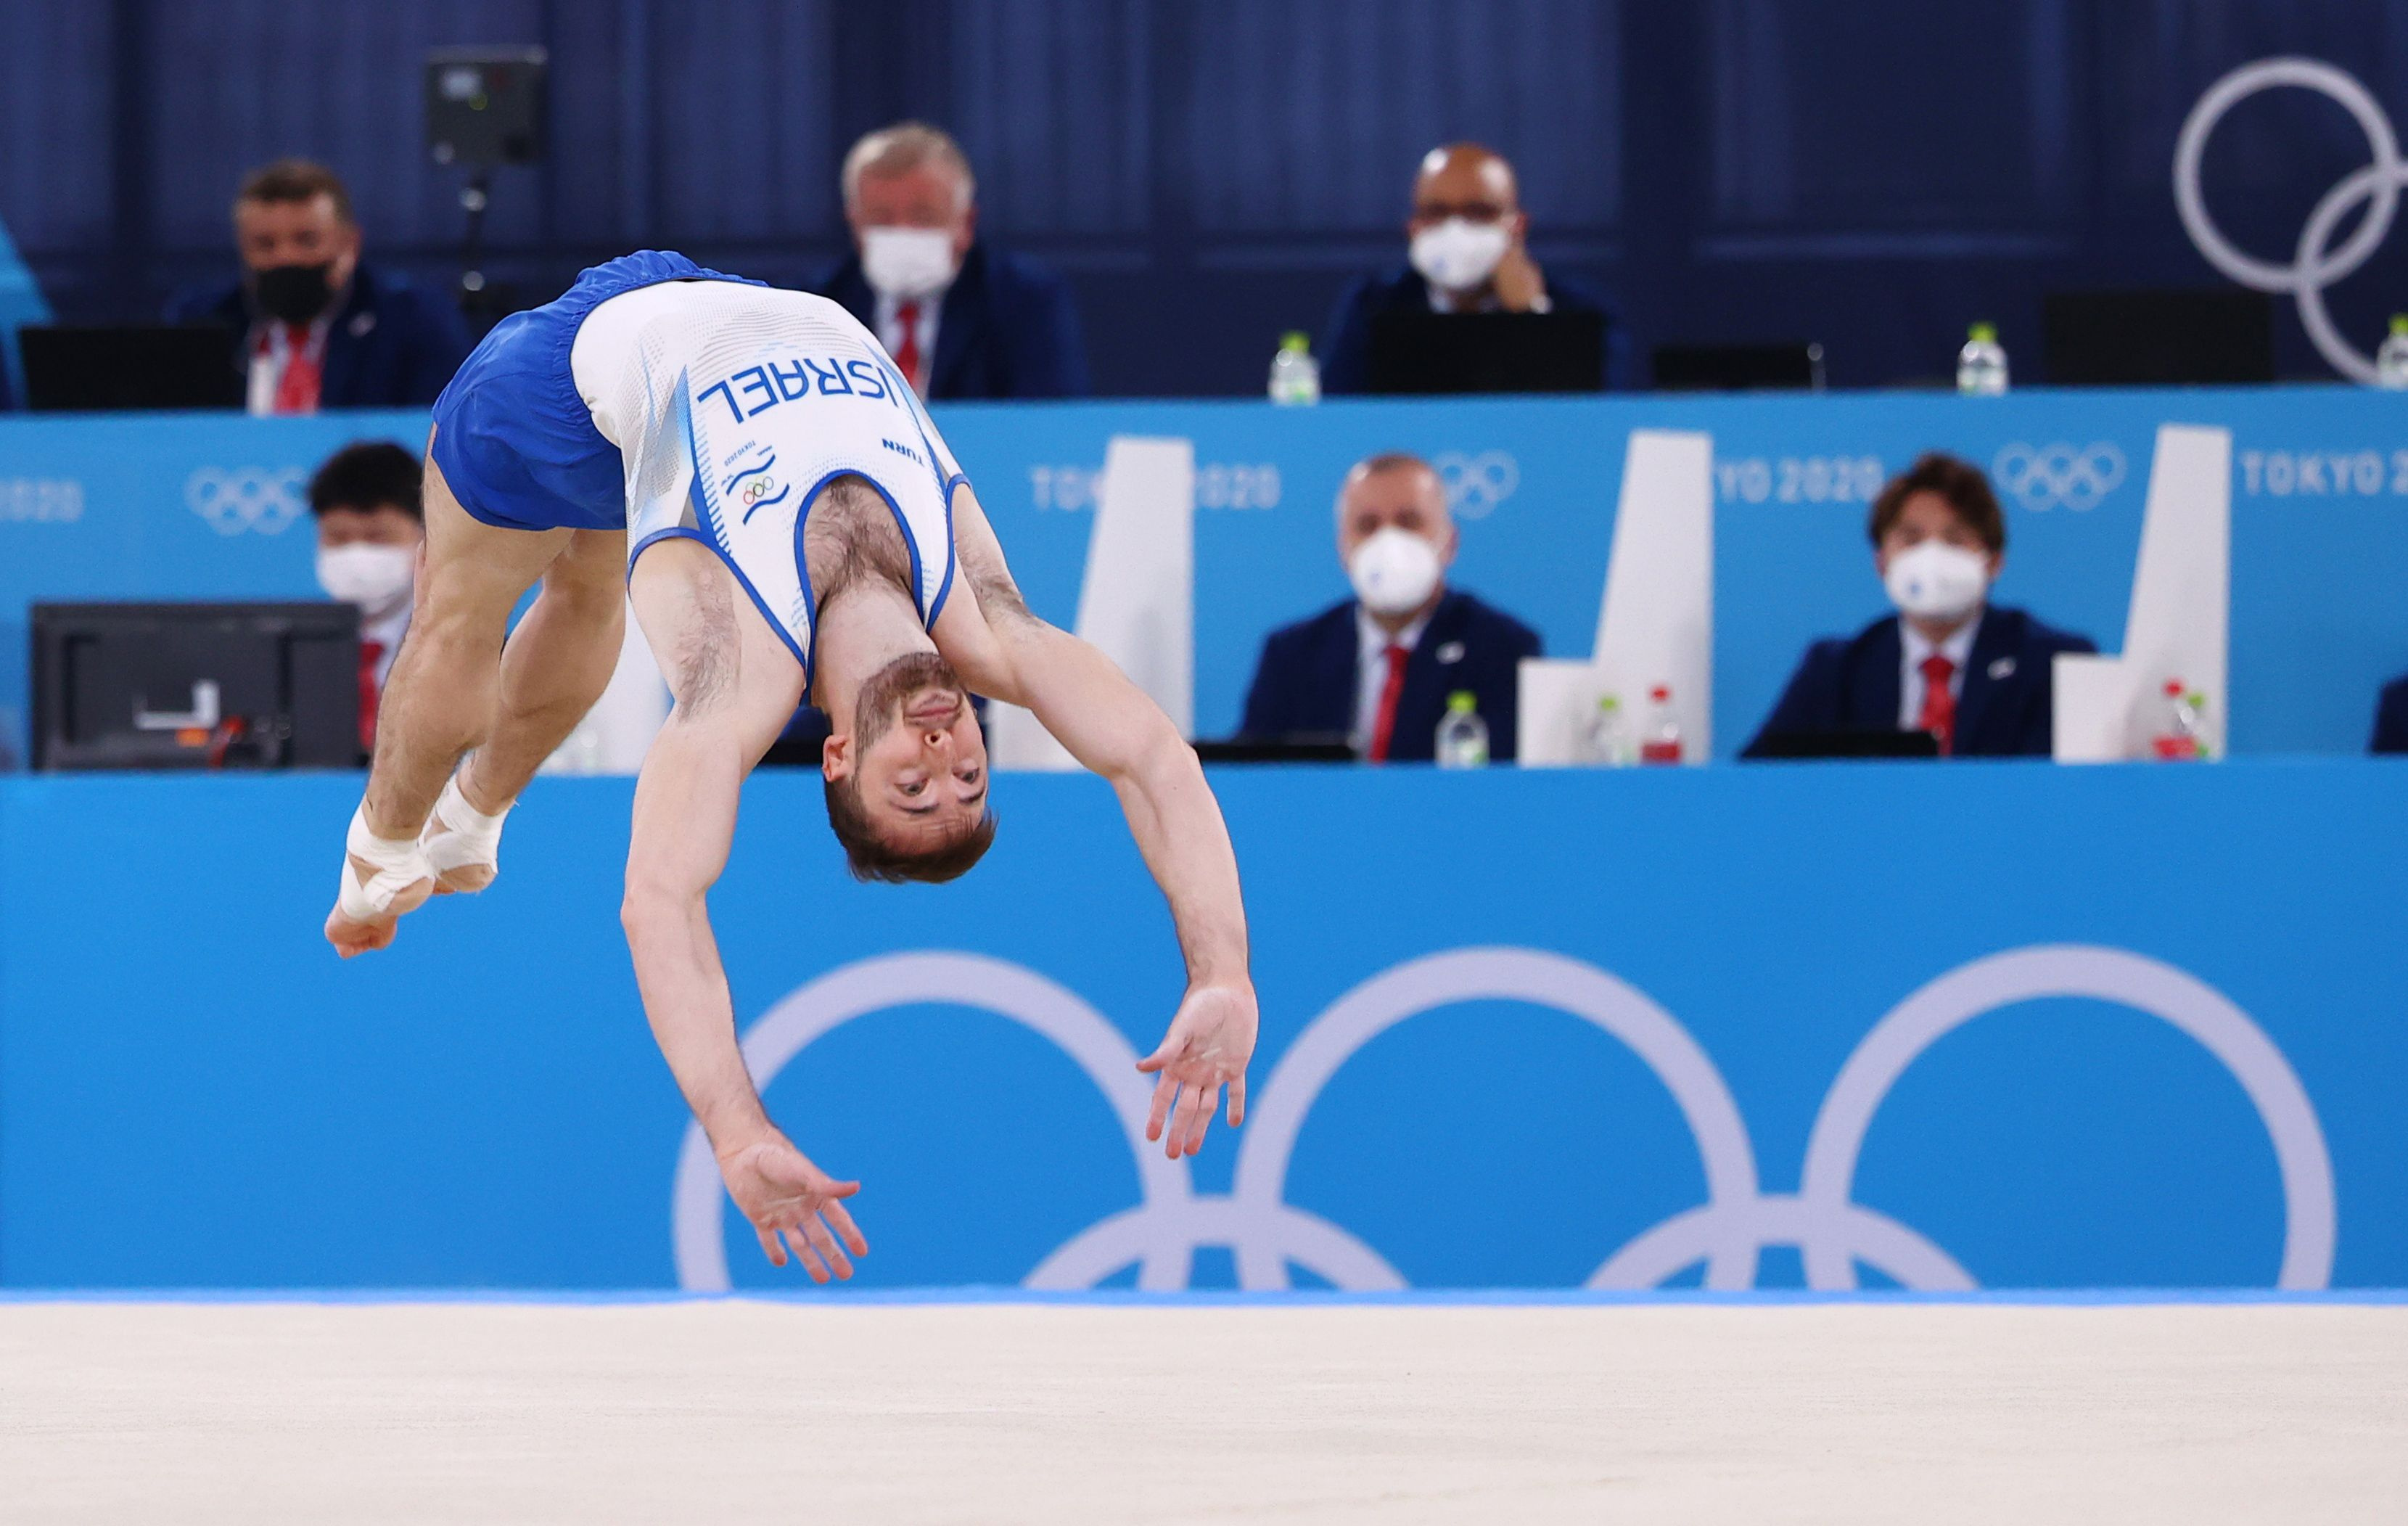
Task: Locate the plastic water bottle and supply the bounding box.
[1582,692,1634,766]
[2377,315,2408,389]
[1435,691,1489,768]
[1268,331,1320,405]
[2151,678,2207,761]
[1640,684,1682,765]
[1957,322,2008,396]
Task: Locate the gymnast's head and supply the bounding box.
[820,649,995,883]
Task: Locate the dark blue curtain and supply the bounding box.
[4,0,2405,393]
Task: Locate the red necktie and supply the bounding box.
[893,302,924,394]
[358,639,385,754]
[1368,644,1410,763]
[1918,653,1957,757]
[272,323,321,414]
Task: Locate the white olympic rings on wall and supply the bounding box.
[184,466,307,536]
[1433,451,1519,520]
[2177,57,2405,383]
[671,943,2335,1293]
[1992,442,2125,512]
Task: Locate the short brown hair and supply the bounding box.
[235,157,354,225]
[1867,451,2006,554]
[823,773,996,884]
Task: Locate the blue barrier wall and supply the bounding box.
[4,387,2405,761]
[1,763,2402,1291]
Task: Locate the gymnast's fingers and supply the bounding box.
[1183,1082,1220,1156]
[784,1226,831,1284]
[756,1223,789,1267]
[1146,1070,1177,1142]
[823,1199,871,1258]
[802,1215,853,1280]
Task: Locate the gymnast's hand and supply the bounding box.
[1138,980,1258,1160]
[715,1136,870,1281]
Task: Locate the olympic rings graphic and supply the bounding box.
[2177,57,2405,383]
[184,466,307,536]
[671,944,2335,1293]
[1433,451,1519,521]
[1992,442,2126,512]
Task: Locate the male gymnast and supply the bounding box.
[323,252,1257,1280]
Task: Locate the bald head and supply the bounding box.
[1411,143,1521,226]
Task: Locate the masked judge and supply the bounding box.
[811,121,1090,400]
[1744,452,2097,759]
[1240,451,1540,762]
[166,159,469,412]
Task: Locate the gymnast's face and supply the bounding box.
[823,651,992,873]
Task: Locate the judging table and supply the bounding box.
[1,385,2404,761]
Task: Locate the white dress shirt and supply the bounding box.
[1351,604,1434,753]
[361,602,411,689]
[873,288,948,395]
[1899,611,1982,731]
[245,318,330,417]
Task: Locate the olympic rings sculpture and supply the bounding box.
[2177,57,2407,383]
[673,945,2335,1293]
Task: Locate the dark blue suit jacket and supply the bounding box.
[1315,262,1628,395]
[164,261,472,409]
[2374,676,2408,754]
[1742,606,2097,759]
[813,241,1089,400]
[1239,589,1542,763]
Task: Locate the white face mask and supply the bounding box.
[1883,540,1992,623]
[1408,217,1512,293]
[1348,527,1444,618]
[860,226,959,301]
[317,542,415,619]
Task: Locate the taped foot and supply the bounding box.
[421,771,512,894]
[329,803,435,957]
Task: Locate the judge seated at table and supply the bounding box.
[1240,451,1540,763]
[1743,452,2096,759]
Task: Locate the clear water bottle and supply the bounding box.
[1268,331,1321,405]
[1435,691,1489,768]
[2151,678,2207,761]
[2377,315,2408,390]
[1957,322,2009,396]
[1640,684,1682,765]
[1582,692,1634,766]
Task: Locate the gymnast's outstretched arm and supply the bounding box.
[622,537,868,1279]
[933,487,1258,1160]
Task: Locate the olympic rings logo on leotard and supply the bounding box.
[1992,442,2125,512]
[670,944,2336,1294]
[2176,57,2406,384]
[184,466,306,536]
[1433,451,1519,521]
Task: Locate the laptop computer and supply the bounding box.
[2042,290,2275,385]
[1652,342,1825,392]
[17,324,245,411]
[1365,311,1605,394]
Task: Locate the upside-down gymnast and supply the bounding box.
[323,252,1257,1279]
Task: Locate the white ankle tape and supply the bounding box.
[420,774,511,877]
[337,804,433,919]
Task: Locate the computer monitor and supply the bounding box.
[1365,311,1606,394]
[1652,342,1826,392]
[17,324,245,411]
[30,602,361,771]
[2042,290,2275,385]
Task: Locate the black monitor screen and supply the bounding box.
[31,602,361,771]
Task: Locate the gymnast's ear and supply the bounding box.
[820,732,853,783]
